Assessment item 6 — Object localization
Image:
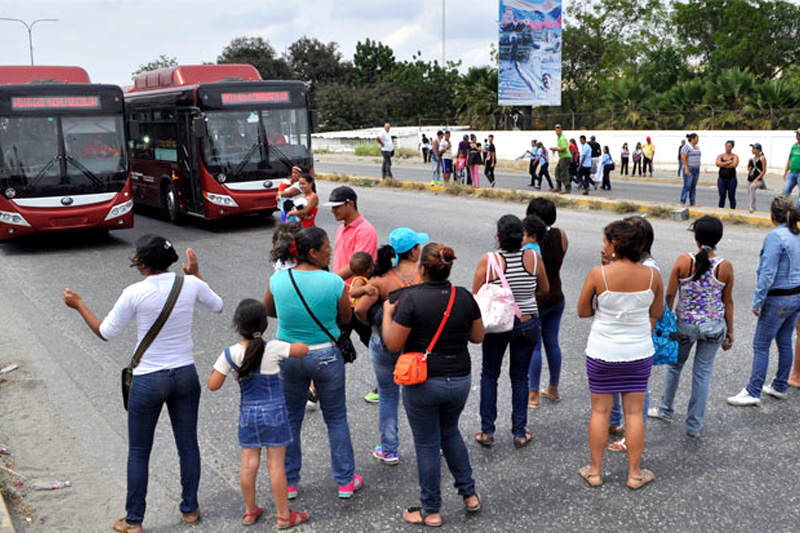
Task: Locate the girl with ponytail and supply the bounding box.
[207,299,310,528]
[729,196,800,407]
[650,216,734,437]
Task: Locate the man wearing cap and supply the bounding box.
[550,124,571,193]
[643,136,655,177]
[782,130,800,197]
[376,122,394,179]
[325,186,378,293]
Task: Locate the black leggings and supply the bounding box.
[535,163,554,189]
[485,164,495,184]
[620,157,629,175]
[529,161,539,185]
[632,159,642,175]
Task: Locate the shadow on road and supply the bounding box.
[0,229,129,255]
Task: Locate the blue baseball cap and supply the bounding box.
[388,227,429,254]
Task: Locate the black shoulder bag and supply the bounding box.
[288,269,357,363]
[121,273,185,410]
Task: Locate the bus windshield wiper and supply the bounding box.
[229,140,263,181]
[27,154,61,188]
[267,141,299,173]
[65,155,105,187]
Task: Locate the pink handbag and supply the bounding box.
[474,252,521,333]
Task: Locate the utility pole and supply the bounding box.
[441,0,446,67]
[0,18,59,65]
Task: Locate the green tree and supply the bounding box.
[285,36,352,86]
[217,36,293,80]
[132,54,177,77]
[455,66,501,129]
[353,38,395,85]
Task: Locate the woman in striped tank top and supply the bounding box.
[472,215,549,448]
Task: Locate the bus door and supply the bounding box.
[176,109,202,213]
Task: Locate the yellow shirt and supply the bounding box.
[643,142,655,159]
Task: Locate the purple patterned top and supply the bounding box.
[676,255,726,324]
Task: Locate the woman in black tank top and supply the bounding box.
[716,140,739,209]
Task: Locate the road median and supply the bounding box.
[316,172,772,228]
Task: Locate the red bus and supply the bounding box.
[0,66,132,240]
[124,64,313,223]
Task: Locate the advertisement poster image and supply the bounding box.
[498,0,562,106]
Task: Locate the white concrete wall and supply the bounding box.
[314,128,798,173]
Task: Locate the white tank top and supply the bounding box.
[585,266,655,362]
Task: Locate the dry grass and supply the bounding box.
[613,201,641,214]
[646,205,674,218]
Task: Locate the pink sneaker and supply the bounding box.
[287,486,298,500]
[337,473,363,499]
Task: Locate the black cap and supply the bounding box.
[324,186,357,207]
[750,142,763,151]
[132,234,178,270]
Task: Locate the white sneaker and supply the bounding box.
[762,385,788,400]
[647,407,672,422]
[727,388,761,407]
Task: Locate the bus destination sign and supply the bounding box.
[11,96,101,111]
[221,91,290,105]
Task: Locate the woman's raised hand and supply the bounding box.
[62,288,83,309]
[182,248,199,276]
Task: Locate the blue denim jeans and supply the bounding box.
[369,332,400,455]
[609,389,650,428]
[717,177,737,209]
[657,320,725,434]
[746,294,800,397]
[680,167,700,204]
[528,300,565,390]
[126,364,201,526]
[431,158,441,182]
[280,345,355,486]
[403,376,475,514]
[480,316,539,438]
[782,171,800,196]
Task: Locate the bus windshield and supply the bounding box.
[0,114,127,198]
[202,107,309,181]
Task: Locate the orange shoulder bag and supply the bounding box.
[393,284,456,386]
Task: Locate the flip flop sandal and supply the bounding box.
[402,507,442,527]
[540,390,561,402]
[111,518,143,533]
[474,432,494,447]
[277,509,310,530]
[608,438,627,452]
[513,431,533,449]
[464,493,481,513]
[242,507,263,526]
[579,466,603,488]
[627,469,655,490]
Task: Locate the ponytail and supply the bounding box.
[374,244,396,276]
[690,215,723,281]
[232,299,268,379]
[770,196,800,235]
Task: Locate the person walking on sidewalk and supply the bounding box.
[716,140,739,209]
[680,133,701,206]
[536,142,553,190]
[643,137,655,177]
[376,122,394,179]
[781,129,800,197]
[524,139,539,187]
[551,124,571,193]
[578,135,593,195]
[746,143,767,213]
[62,235,224,533]
[728,197,800,407]
[601,146,614,191]
[649,216,734,438]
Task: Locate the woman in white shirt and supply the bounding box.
[63,234,223,533]
[577,220,663,490]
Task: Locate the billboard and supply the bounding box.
[498,0,562,107]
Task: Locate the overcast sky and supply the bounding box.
[0,0,500,86]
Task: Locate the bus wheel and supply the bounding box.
[163,182,184,225]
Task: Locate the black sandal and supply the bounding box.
[474,431,494,447]
[513,431,533,449]
[464,493,481,513]
[402,507,442,527]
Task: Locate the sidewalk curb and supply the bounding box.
[316,173,773,228]
[0,489,15,533]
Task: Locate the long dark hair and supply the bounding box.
[689,216,723,281]
[771,196,800,235]
[233,299,268,379]
[604,219,642,262]
[526,198,558,254]
[420,242,456,281]
[374,244,414,277]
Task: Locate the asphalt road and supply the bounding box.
[2,185,798,532]
[315,156,784,213]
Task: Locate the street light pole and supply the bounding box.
[441,0,446,68]
[0,18,59,65]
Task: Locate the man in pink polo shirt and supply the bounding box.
[325,186,380,402]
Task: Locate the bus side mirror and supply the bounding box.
[193,117,206,139]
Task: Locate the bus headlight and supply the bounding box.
[0,210,31,227]
[204,192,239,207]
[104,200,134,221]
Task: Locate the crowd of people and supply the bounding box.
[60,170,800,530]
[415,128,800,213]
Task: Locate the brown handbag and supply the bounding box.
[393,284,456,386]
[120,273,184,410]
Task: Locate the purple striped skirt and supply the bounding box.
[585,356,653,394]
